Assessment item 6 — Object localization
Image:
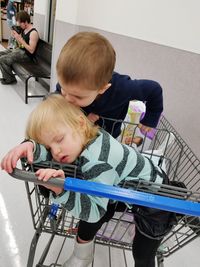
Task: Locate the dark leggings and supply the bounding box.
[132,230,162,267]
[78,202,163,267]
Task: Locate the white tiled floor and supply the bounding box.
[0,45,199,267]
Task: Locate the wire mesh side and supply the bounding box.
[154,116,200,258]
[157,116,200,192]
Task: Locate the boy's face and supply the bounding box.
[59,80,111,107]
[17,21,27,30]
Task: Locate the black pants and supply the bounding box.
[77,202,174,267]
[132,230,162,267]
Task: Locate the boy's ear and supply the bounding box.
[98,83,112,95]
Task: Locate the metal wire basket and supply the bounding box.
[10,116,200,267]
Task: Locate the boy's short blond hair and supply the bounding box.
[25,94,99,146]
[56,32,116,91]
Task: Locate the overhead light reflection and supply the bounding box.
[0,193,22,267]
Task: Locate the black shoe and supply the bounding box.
[1,79,17,85]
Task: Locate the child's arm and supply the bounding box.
[1,141,34,173]
[1,141,50,173]
[36,168,65,195]
[138,124,152,133]
[129,79,163,128]
[114,73,163,128]
[87,113,99,123]
[50,158,119,223]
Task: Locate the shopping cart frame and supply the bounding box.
[9,115,200,267]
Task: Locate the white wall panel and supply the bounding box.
[55,0,200,54]
[56,0,79,24]
[34,0,49,15]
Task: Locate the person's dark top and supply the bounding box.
[56,72,163,137]
[21,28,38,59]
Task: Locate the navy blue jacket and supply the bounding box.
[56,72,163,137]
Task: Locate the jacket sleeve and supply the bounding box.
[137,80,163,128]
[29,139,118,222]
[31,141,51,163]
[113,73,163,127]
[50,160,119,223]
[129,79,163,128]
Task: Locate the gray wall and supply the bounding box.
[51,21,200,159]
[33,13,45,40]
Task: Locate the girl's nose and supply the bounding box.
[53,146,61,156]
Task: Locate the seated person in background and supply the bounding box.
[0,11,39,85]
[1,94,176,267]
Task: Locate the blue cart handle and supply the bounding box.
[11,168,200,217]
[65,178,200,217]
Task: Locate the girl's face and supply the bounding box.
[40,121,85,164]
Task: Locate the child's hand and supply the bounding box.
[87,113,99,123]
[1,142,34,173]
[36,168,65,195]
[36,168,65,181]
[124,136,143,147]
[12,31,22,43]
[138,123,152,133]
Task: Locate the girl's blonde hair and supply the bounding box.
[25,94,99,146]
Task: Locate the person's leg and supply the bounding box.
[78,202,126,240]
[132,202,177,267]
[0,49,13,57]
[132,228,162,267]
[0,49,30,83]
[0,49,17,82]
[0,50,12,81]
[62,203,118,267]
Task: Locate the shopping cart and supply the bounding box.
[10,116,200,267]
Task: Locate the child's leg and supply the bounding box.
[77,201,123,240]
[132,204,177,267]
[132,228,162,267]
[62,202,118,267]
[62,220,98,267]
[62,237,94,267]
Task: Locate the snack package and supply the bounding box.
[122,101,159,145]
[121,101,145,144]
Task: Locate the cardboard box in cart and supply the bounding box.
[121,101,145,144]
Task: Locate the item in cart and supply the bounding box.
[121,101,145,145]
[144,132,176,171]
[122,101,161,145]
[97,212,135,243]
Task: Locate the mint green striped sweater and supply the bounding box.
[34,129,164,223]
